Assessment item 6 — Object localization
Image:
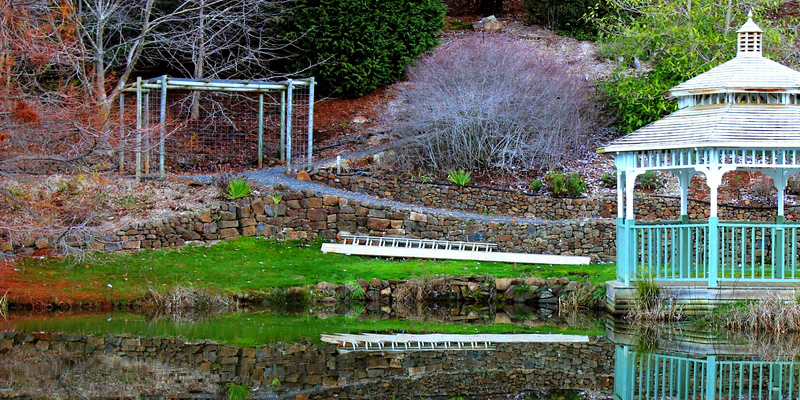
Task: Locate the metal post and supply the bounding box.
[307,77,315,170]
[143,93,150,175]
[285,79,293,174]
[280,90,286,163]
[119,93,125,174]
[258,93,264,168]
[135,77,142,182]
[159,75,167,179]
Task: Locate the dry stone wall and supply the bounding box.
[310,170,796,222]
[0,332,614,398]
[99,190,616,261]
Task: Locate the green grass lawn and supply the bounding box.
[10,237,615,302]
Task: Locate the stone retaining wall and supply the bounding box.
[3,190,618,261]
[114,190,616,261]
[310,170,794,222]
[0,332,614,398]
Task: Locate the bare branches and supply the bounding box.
[386,35,601,174]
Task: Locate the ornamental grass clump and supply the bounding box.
[387,35,600,174]
[447,169,471,187]
[720,293,800,333]
[226,178,252,200]
[627,276,684,322]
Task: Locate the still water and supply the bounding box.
[1,307,799,399]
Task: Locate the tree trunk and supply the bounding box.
[191,0,206,119]
[479,0,502,16]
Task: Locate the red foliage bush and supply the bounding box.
[13,100,41,125]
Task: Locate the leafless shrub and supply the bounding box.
[751,174,776,201]
[386,34,601,174]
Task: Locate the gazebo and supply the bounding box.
[601,13,800,312]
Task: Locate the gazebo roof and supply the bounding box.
[668,56,800,97]
[600,103,800,153]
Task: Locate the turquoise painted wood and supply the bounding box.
[615,346,800,400]
[617,219,800,285]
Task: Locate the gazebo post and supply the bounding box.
[699,165,726,287]
[623,159,641,284]
[673,170,694,276]
[765,169,794,278]
[616,154,640,285]
[616,166,627,283]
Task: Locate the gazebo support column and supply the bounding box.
[673,170,696,277]
[622,170,641,284]
[696,164,733,287]
[616,169,628,284]
[764,169,797,278]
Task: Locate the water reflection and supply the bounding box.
[5,306,800,399]
[610,322,800,400]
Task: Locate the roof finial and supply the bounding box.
[737,11,763,57]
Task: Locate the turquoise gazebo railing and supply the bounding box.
[622,220,800,285]
[617,349,800,400]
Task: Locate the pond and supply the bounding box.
[1,305,799,399]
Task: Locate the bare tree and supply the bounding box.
[147,0,296,117]
[387,35,601,174]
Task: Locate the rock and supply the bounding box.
[315,282,339,291]
[0,242,11,252]
[495,312,513,324]
[296,170,312,182]
[473,15,503,31]
[351,115,368,124]
[380,288,391,297]
[495,278,514,291]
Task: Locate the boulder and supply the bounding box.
[473,15,503,31]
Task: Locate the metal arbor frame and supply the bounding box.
[119,76,315,179]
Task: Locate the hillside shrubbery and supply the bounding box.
[524,0,607,40]
[285,0,446,97]
[595,0,800,133]
[386,35,601,174]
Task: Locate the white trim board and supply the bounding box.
[320,243,591,265]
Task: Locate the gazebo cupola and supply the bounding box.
[600,12,800,293]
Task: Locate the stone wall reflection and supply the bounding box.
[0,332,614,398]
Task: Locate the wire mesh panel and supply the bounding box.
[288,81,312,168]
[119,76,314,177]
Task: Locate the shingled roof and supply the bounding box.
[600,104,800,153]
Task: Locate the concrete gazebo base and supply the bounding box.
[606,280,800,316]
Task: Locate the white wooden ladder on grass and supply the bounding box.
[320,234,591,265]
[342,235,497,252]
